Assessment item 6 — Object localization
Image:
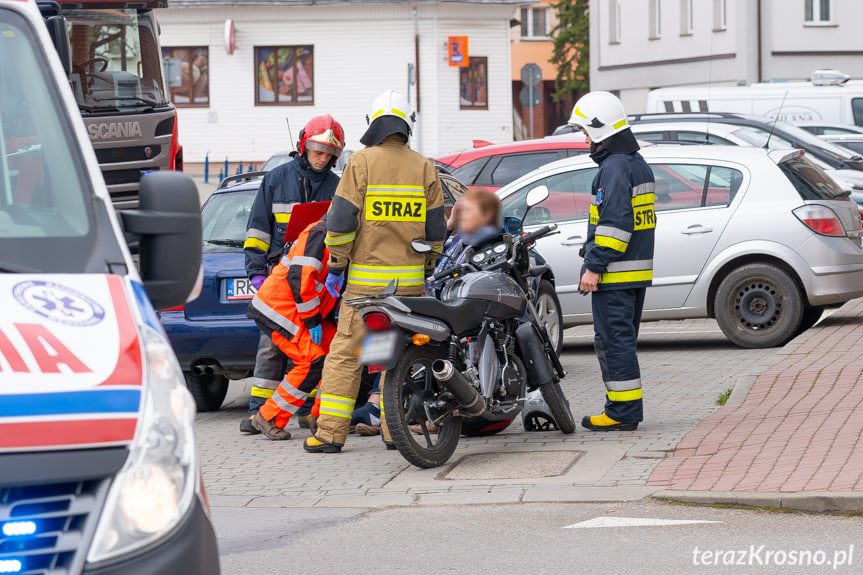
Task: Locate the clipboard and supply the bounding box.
[283,201,331,244]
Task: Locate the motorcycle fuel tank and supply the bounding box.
[441,271,526,319]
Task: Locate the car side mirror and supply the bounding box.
[410,238,433,254]
[503,216,522,235]
[121,172,202,310]
[43,15,71,76]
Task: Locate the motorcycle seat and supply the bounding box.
[397,296,486,335]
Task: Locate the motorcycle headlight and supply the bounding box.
[86,327,197,565]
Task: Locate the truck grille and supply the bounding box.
[95,145,162,164]
[102,168,146,187]
[0,480,105,575]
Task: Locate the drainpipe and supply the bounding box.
[756,0,763,83]
[412,3,422,153]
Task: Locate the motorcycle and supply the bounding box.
[348,185,576,468]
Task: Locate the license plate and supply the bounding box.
[359,331,400,366]
[226,277,257,301]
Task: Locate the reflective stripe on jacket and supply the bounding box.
[247,219,339,342]
[244,156,339,277]
[325,134,447,296]
[584,148,656,290]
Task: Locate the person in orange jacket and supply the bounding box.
[246,217,339,440]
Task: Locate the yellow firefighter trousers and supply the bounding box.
[316,293,392,445]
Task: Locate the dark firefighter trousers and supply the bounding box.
[591,287,646,424]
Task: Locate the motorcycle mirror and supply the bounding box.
[411,239,433,254]
[526,185,550,208]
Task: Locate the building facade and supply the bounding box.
[590,0,863,113]
[158,0,521,163]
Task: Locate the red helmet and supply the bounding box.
[298,114,345,158]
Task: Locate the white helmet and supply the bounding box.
[366,89,416,134]
[568,91,629,143]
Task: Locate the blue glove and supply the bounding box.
[250,274,266,290]
[308,324,322,346]
[325,271,344,298]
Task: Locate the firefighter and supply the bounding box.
[240,115,344,434]
[247,217,339,440]
[304,90,447,453]
[568,91,656,431]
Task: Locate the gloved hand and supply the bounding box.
[308,324,322,346]
[324,270,344,298]
[250,274,266,290]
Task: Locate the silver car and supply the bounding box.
[498,146,863,348]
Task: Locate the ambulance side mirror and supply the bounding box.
[121,172,202,310]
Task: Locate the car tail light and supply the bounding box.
[160,305,184,312]
[793,205,845,237]
[363,312,392,331]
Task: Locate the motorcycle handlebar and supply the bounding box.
[431,264,460,282]
[522,223,558,244]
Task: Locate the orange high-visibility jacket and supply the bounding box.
[247,218,338,342]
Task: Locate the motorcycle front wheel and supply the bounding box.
[540,380,577,434]
[383,345,462,468]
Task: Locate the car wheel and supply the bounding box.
[184,372,229,412]
[714,263,804,349]
[796,306,824,335]
[535,279,564,355]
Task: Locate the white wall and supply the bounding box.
[157,2,515,163]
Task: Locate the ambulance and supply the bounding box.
[0,1,219,573]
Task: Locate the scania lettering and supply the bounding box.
[38,0,182,209]
[0,1,218,572]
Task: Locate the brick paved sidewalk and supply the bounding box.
[648,300,863,495]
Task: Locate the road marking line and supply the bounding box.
[563,517,721,529]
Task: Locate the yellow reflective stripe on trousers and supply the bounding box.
[319,394,355,419]
[325,231,357,246]
[606,388,643,402]
[347,264,425,286]
[244,237,270,251]
[595,235,629,252]
[250,387,276,399]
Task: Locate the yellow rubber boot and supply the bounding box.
[581,412,638,432]
[303,435,343,453]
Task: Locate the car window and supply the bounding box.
[779,156,846,200]
[705,166,744,207]
[821,127,859,136]
[853,98,863,127]
[491,152,561,187]
[730,126,794,149]
[651,164,706,211]
[261,153,291,172]
[677,131,735,145]
[836,141,863,155]
[632,131,670,143]
[449,157,488,185]
[501,167,597,225]
[201,189,257,251]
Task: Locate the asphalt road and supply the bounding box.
[213,499,863,574]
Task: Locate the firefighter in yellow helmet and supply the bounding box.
[304,90,447,453]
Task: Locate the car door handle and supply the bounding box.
[561,235,584,246]
[681,225,713,235]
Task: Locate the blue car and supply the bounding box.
[162,169,465,411]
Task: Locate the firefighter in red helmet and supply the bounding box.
[240,115,345,435]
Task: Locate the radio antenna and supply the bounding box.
[285,117,296,152]
[765,90,788,149]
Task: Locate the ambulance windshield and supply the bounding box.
[65,9,169,113]
[0,8,97,270]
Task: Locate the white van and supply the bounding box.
[0,1,219,573]
[646,71,863,127]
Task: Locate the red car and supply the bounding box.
[435,136,591,191]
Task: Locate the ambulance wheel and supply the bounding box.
[185,372,229,412]
[715,263,803,349]
[536,280,563,355]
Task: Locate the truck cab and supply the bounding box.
[39,0,181,209]
[0,1,218,573]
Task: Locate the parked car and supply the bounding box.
[435,136,590,191]
[497,145,863,348]
[820,134,863,156]
[161,168,467,410]
[798,123,863,136]
[626,113,863,195]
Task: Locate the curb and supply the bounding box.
[653,490,863,513]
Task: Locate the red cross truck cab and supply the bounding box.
[0,1,219,573]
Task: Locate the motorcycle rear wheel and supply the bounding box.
[540,380,576,434]
[383,345,462,468]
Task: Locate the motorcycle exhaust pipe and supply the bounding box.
[431,359,486,416]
